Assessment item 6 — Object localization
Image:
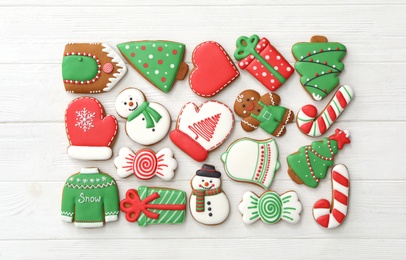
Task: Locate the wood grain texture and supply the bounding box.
[0,0,405,258]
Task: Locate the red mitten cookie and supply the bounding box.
[170,101,234,162]
[234,35,294,91]
[189,41,239,97]
[65,97,118,160]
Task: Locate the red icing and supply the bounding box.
[188,113,221,142]
[158,47,163,52]
[172,50,177,55]
[327,106,337,121]
[141,46,146,50]
[143,63,148,68]
[329,129,351,150]
[317,116,327,133]
[131,53,135,57]
[189,41,239,97]
[332,209,346,223]
[334,190,348,206]
[161,77,166,82]
[65,97,117,147]
[237,37,294,92]
[169,129,208,162]
[333,170,349,187]
[302,105,317,118]
[102,63,114,74]
[317,215,330,228]
[300,122,313,134]
[314,199,330,209]
[158,59,163,64]
[134,149,157,179]
[336,91,348,108]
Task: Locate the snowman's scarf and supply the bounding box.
[127,102,162,128]
[192,187,222,212]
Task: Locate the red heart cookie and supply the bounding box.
[65,97,118,160]
[189,42,239,97]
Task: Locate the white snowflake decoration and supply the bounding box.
[75,108,95,132]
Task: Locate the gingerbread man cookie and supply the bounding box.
[234,89,294,137]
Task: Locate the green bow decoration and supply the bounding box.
[234,34,286,84]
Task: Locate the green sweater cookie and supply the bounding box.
[61,168,119,228]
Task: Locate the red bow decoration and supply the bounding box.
[120,189,186,222]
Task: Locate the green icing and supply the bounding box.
[287,138,339,188]
[292,41,346,100]
[251,101,288,135]
[117,41,185,93]
[62,55,98,81]
[137,186,186,227]
[61,172,119,224]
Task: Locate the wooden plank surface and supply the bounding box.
[0,0,405,259]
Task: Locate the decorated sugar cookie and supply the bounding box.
[234,89,294,137]
[120,186,186,227]
[170,100,234,162]
[61,167,119,228]
[189,164,230,225]
[234,34,294,92]
[313,164,350,229]
[65,97,118,160]
[239,190,302,225]
[114,147,177,181]
[115,88,171,145]
[221,137,280,189]
[297,85,354,137]
[117,41,188,93]
[62,43,127,93]
[287,129,351,188]
[292,36,347,101]
[189,41,239,97]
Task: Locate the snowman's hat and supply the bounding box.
[196,164,221,178]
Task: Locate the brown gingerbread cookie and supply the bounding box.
[234,89,294,137]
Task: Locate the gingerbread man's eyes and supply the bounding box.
[246,98,249,101]
[242,104,245,108]
[257,109,261,112]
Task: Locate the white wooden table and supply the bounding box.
[1,0,405,259]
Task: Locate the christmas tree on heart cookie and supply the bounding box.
[117,41,188,93]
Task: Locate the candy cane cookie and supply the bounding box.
[296,85,354,137]
[312,164,349,228]
[114,147,177,181]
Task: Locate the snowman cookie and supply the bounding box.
[189,164,230,225]
[115,88,171,145]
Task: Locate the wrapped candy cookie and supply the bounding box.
[120,186,186,227]
[239,190,302,225]
[234,34,294,92]
[221,137,280,189]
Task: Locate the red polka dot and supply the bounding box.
[131,53,135,57]
[172,50,178,55]
[158,59,163,64]
[158,47,163,52]
[161,77,166,82]
[141,46,146,50]
[143,63,148,68]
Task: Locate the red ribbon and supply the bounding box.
[120,189,186,222]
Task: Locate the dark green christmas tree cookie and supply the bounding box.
[117,41,189,93]
[292,36,346,101]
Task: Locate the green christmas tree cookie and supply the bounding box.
[117,41,189,93]
[292,36,347,101]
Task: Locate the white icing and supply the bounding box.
[115,88,171,145]
[191,176,221,190]
[101,43,127,91]
[176,101,234,151]
[68,146,112,160]
[221,138,279,189]
[280,191,302,224]
[239,191,258,224]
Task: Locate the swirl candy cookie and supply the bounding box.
[221,137,280,189]
[115,88,171,145]
[65,97,118,160]
[170,101,234,162]
[62,43,127,93]
[120,186,187,227]
[287,129,351,188]
[234,89,294,137]
[239,190,302,225]
[189,41,239,97]
[292,36,347,101]
[190,164,230,225]
[117,41,188,93]
[114,147,177,181]
[297,85,354,137]
[313,164,350,229]
[234,34,294,92]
